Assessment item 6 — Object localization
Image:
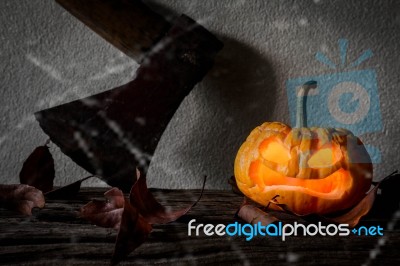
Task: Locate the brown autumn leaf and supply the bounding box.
[111,199,152,266]
[267,195,303,216]
[130,170,206,224]
[236,197,316,226]
[45,175,93,200]
[324,186,379,228]
[0,184,45,215]
[80,171,206,228]
[236,198,278,226]
[19,144,55,193]
[79,187,125,229]
[79,169,206,265]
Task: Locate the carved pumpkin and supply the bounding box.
[234,81,373,215]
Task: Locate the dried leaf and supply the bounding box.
[80,170,206,265]
[236,198,278,225]
[326,171,399,228]
[111,199,152,265]
[267,196,303,216]
[0,184,45,215]
[326,188,378,228]
[19,144,55,193]
[45,175,93,199]
[80,187,125,229]
[130,170,206,224]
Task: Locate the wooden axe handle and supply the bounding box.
[55,0,171,61]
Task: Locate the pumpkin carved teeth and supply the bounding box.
[249,160,351,198]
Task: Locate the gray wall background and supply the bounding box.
[1,0,399,189]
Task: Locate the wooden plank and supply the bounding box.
[55,0,171,61]
[0,188,399,265]
[35,15,223,191]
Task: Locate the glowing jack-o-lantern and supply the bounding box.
[234,81,372,215]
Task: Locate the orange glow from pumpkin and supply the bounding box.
[249,160,351,195]
[307,147,341,168]
[259,138,291,164]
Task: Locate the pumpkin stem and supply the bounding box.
[295,80,317,128]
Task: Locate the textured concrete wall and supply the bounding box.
[1,0,399,189]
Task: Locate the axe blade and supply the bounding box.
[35,15,223,191]
[55,0,171,61]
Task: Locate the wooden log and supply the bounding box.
[0,188,399,265]
[35,15,223,191]
[55,0,171,61]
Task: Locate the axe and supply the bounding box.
[35,0,223,191]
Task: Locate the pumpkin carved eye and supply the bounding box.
[307,146,342,168]
[259,138,291,164]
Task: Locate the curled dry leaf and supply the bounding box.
[236,197,314,226]
[19,144,55,193]
[0,184,45,215]
[111,199,152,266]
[80,169,206,265]
[325,186,379,228]
[236,198,278,226]
[267,196,304,216]
[45,175,93,199]
[130,170,207,224]
[79,187,125,229]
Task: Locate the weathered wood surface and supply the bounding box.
[0,188,399,265]
[55,0,171,61]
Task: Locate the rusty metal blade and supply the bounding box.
[35,15,223,191]
[55,0,171,61]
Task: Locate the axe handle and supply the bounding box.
[55,0,171,61]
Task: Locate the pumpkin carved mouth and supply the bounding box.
[249,160,352,199]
